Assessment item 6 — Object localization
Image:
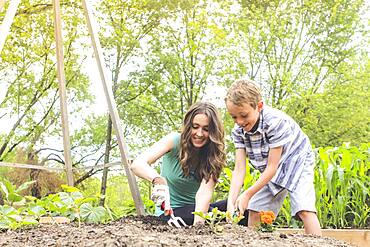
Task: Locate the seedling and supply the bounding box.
[225,210,245,225]
[258,211,276,232]
[193,207,244,233]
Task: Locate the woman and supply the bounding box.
[130,102,227,225]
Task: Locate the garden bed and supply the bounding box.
[277,228,369,247]
[0,216,357,246]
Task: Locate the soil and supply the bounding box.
[0,216,354,247]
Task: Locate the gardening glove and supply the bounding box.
[151,177,169,207]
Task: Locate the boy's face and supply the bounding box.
[226,100,263,132]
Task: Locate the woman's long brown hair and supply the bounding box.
[179,102,226,183]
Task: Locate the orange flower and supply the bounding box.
[259,211,275,224]
[265,211,275,219]
[261,215,273,224]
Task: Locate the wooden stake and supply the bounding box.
[53,0,74,186]
[0,0,21,54]
[80,0,145,215]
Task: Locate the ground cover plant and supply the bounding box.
[0,183,115,230]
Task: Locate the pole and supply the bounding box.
[80,0,144,215]
[53,0,74,186]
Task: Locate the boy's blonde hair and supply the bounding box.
[225,79,262,108]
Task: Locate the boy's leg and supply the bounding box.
[296,211,321,235]
[248,210,260,228]
[290,162,322,236]
[248,184,288,227]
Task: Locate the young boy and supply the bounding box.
[225,79,321,235]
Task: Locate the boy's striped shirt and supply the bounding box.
[231,106,314,195]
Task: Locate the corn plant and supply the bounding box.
[314,143,370,228]
[217,143,369,229]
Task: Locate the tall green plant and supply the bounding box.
[315,143,370,228]
[215,143,370,229]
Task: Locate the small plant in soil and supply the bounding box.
[193,207,244,233]
[258,211,276,232]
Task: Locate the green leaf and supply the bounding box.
[0,205,18,216]
[58,192,75,206]
[61,185,80,193]
[28,205,46,217]
[0,182,9,198]
[79,203,107,223]
[15,181,36,193]
[8,193,23,203]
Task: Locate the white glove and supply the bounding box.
[151,184,169,206]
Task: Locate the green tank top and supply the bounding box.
[160,133,201,208]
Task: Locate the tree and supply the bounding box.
[0,1,92,171]
[223,0,369,146]
[230,0,366,106]
[120,0,230,142]
[286,56,370,146]
[93,0,168,205]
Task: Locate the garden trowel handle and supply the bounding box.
[160,187,173,216]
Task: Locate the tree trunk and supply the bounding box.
[99,116,112,206]
[30,169,42,198]
[0,192,4,205]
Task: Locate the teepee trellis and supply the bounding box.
[0,0,145,215]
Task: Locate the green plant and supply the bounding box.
[193,208,226,233]
[0,178,36,207]
[257,211,276,232]
[314,144,370,228]
[52,185,113,225]
[0,183,116,230]
[0,205,38,230]
[193,207,244,233]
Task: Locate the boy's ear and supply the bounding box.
[257,100,264,110]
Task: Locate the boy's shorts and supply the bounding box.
[247,162,317,218]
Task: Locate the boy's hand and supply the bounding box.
[236,191,251,216]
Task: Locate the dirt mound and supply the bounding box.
[0,216,354,246]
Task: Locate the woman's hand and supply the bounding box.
[151,177,168,206]
[193,216,205,226]
[226,200,236,223]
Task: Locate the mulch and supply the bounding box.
[0,216,354,246]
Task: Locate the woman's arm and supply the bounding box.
[227,148,247,212]
[193,178,216,225]
[130,132,177,182]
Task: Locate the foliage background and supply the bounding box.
[0,0,369,228]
